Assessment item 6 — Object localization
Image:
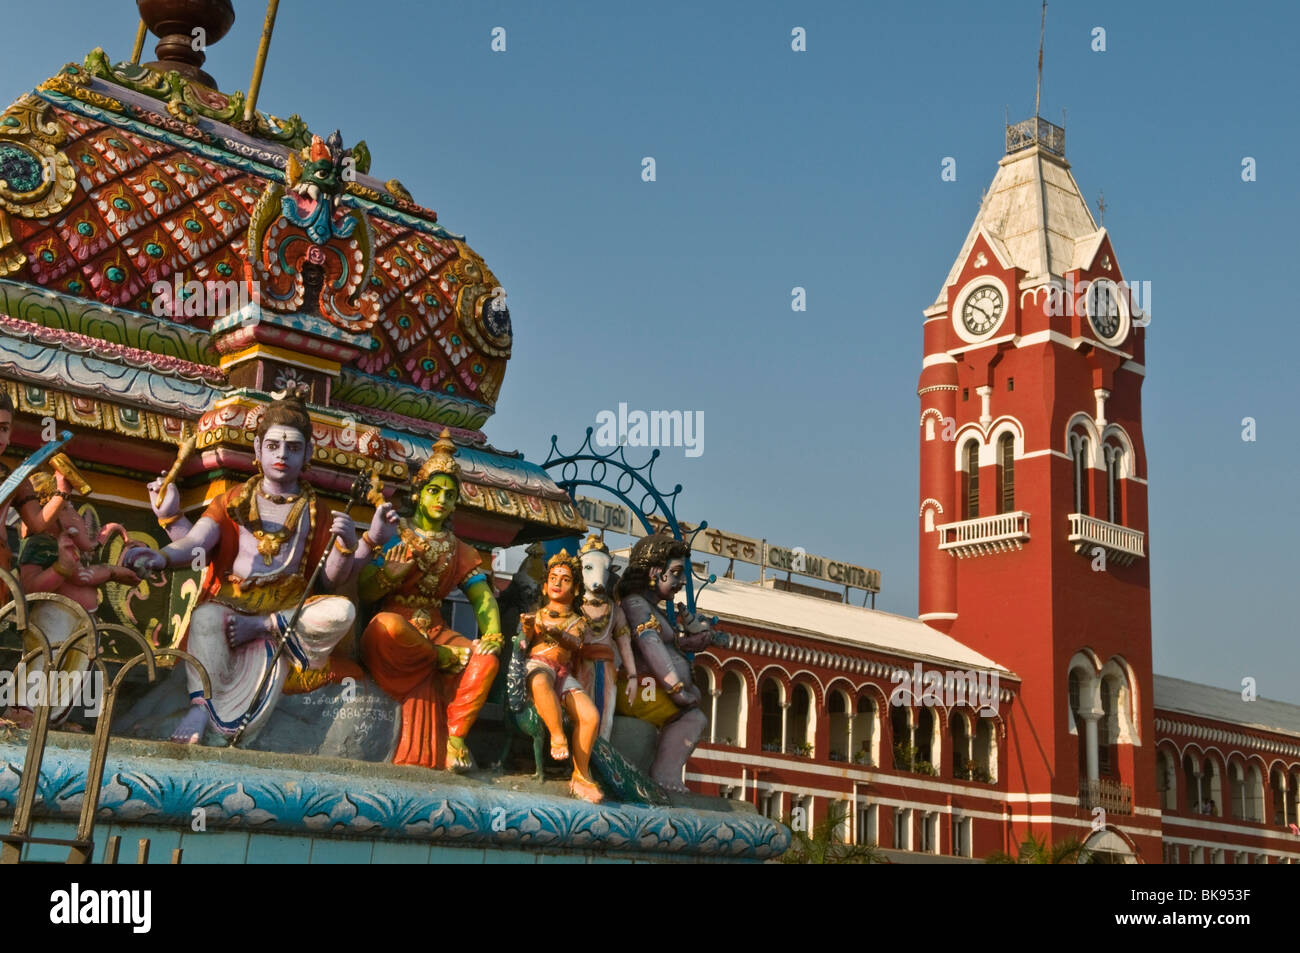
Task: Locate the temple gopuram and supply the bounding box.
[0,1,787,865]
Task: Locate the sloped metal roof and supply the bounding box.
[1154,674,1300,739]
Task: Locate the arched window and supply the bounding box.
[915,708,936,773]
[1069,669,1088,779]
[851,697,877,766]
[1206,759,1224,816]
[1230,761,1248,820]
[760,680,783,752]
[1069,430,1090,515]
[1099,677,1119,778]
[786,684,815,757]
[974,718,997,783]
[996,432,1015,513]
[962,440,980,519]
[828,691,850,762]
[716,671,745,747]
[891,705,911,769]
[1104,441,1124,524]
[1157,749,1178,812]
[1269,767,1286,826]
[951,713,971,778]
[1183,753,1203,813]
[1246,765,1265,822]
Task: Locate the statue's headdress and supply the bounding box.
[547,549,582,577]
[414,428,461,487]
[578,534,609,557]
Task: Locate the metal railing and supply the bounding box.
[1006,116,1065,156]
[1079,777,1133,815]
[0,568,210,864]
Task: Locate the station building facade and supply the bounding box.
[679,117,1300,864]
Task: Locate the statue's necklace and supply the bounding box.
[248,481,309,565]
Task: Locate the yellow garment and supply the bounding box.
[615,675,682,727]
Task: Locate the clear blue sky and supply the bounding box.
[5,1,1298,700]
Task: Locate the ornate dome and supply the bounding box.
[0,52,512,428]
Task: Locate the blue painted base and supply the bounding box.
[0,735,787,864]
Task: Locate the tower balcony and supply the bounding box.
[1067,514,1146,567]
[936,511,1031,558]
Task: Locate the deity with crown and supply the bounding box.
[358,429,504,771]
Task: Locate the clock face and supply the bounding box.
[1087,280,1122,341]
[961,285,1004,336]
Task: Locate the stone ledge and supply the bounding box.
[0,733,789,862]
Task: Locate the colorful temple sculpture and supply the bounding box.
[0,2,786,863]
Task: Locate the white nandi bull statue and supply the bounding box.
[577,535,637,740]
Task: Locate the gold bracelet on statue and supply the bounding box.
[158,513,181,529]
[361,531,378,548]
[635,618,661,635]
[334,537,357,556]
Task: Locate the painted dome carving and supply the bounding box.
[0,54,513,416]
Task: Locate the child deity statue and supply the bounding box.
[358,429,504,772]
[518,550,604,803]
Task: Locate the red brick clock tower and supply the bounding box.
[916,116,1159,861]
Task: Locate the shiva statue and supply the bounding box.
[576,535,636,740]
[126,393,398,744]
[358,429,503,772]
[518,550,604,803]
[615,530,713,792]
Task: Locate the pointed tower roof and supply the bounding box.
[933,118,1105,308]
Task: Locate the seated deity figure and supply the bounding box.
[615,531,712,792]
[18,472,138,610]
[576,535,636,740]
[0,392,78,594]
[126,394,397,744]
[358,429,503,772]
[518,550,604,803]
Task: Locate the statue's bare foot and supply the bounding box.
[651,771,690,794]
[446,736,474,772]
[225,611,271,649]
[169,705,209,744]
[569,774,603,800]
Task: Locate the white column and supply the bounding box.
[1094,388,1110,428]
[1081,710,1101,782]
[780,701,790,754]
[709,688,721,743]
[977,385,993,429]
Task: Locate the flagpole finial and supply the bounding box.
[1035,0,1047,118]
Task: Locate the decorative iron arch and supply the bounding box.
[543,428,717,615]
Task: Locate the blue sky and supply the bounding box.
[5,1,1298,700]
